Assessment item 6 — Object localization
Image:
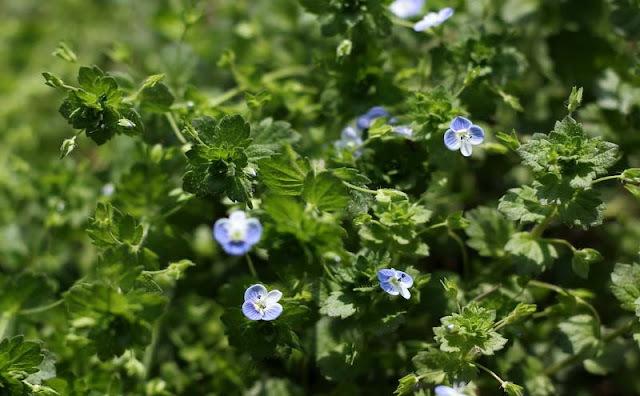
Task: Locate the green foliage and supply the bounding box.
[571,248,603,279]
[464,207,514,258]
[611,262,640,311]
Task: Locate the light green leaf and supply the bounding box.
[505,232,558,274]
[571,248,603,279]
[319,291,356,319]
[464,207,514,257]
[610,262,640,311]
[302,172,349,212]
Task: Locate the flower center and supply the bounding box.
[456,129,470,140]
[253,297,267,312]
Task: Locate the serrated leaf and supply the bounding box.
[140,82,174,113]
[571,248,603,279]
[558,314,600,355]
[464,207,514,257]
[499,186,553,224]
[610,262,640,311]
[319,291,356,319]
[258,152,309,196]
[302,172,349,212]
[505,232,558,274]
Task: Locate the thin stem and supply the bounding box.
[262,65,311,83]
[342,181,379,195]
[322,262,340,284]
[454,84,467,98]
[18,300,64,315]
[528,280,602,338]
[592,175,622,185]
[245,254,258,278]
[474,362,505,386]
[530,205,557,238]
[391,17,416,29]
[165,113,187,144]
[418,222,447,236]
[448,230,470,278]
[541,238,577,253]
[471,285,502,302]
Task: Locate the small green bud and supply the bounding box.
[395,373,419,396]
[441,278,458,301]
[572,248,603,279]
[217,49,236,69]
[495,130,520,150]
[118,118,136,129]
[502,381,525,396]
[336,39,353,58]
[52,41,77,63]
[42,72,65,89]
[60,136,77,159]
[621,168,640,184]
[567,86,583,113]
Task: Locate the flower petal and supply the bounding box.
[414,12,438,31]
[378,269,396,282]
[242,301,262,321]
[245,218,263,245]
[221,240,251,255]
[397,271,414,288]
[400,286,411,300]
[437,7,454,23]
[244,284,268,303]
[468,125,484,145]
[450,116,472,132]
[434,386,460,396]
[228,210,246,223]
[393,126,413,137]
[357,106,388,129]
[265,289,283,304]
[389,0,424,19]
[380,280,401,295]
[262,303,283,320]
[460,139,473,157]
[213,219,230,244]
[444,129,462,151]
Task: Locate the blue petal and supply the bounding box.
[468,125,484,145]
[397,271,414,288]
[444,129,461,151]
[437,7,454,23]
[450,116,472,132]
[357,106,388,129]
[244,284,268,302]
[242,301,262,320]
[262,303,283,320]
[393,126,413,137]
[434,386,460,396]
[414,13,439,31]
[378,269,396,282]
[380,280,401,295]
[460,139,473,157]
[221,240,251,255]
[389,0,424,19]
[213,219,230,244]
[245,218,263,245]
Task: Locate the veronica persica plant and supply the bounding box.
[378,269,414,299]
[414,8,454,31]
[444,116,485,157]
[242,284,283,321]
[213,211,262,255]
[389,0,425,19]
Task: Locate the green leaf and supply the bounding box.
[319,291,357,319]
[251,118,300,151]
[464,207,514,257]
[558,314,600,355]
[302,172,349,212]
[394,374,418,395]
[610,262,640,311]
[86,203,144,249]
[0,335,44,375]
[505,232,558,274]
[140,81,174,113]
[624,184,640,201]
[567,86,583,113]
[258,152,309,196]
[433,302,508,356]
[503,382,525,396]
[52,41,77,63]
[59,136,77,159]
[495,130,521,150]
[446,211,470,230]
[245,90,272,110]
[621,168,640,184]
[498,186,553,224]
[571,248,603,279]
[557,189,605,229]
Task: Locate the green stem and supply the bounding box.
[448,230,470,278]
[165,112,187,144]
[391,17,416,29]
[342,181,379,195]
[245,254,258,278]
[528,280,602,338]
[0,312,12,339]
[454,84,467,98]
[540,238,577,253]
[418,222,447,236]
[530,205,558,238]
[322,262,340,284]
[474,362,506,386]
[592,175,622,185]
[472,285,502,302]
[18,300,64,315]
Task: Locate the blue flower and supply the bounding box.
[393,125,413,137]
[357,106,390,130]
[434,383,467,396]
[389,0,424,19]
[213,210,262,255]
[334,126,364,158]
[443,116,485,157]
[242,284,283,321]
[414,8,454,31]
[378,269,414,299]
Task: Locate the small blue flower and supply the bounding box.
[242,284,283,321]
[393,125,413,137]
[389,0,424,19]
[213,210,262,256]
[378,269,414,299]
[357,106,390,130]
[334,126,364,158]
[435,383,468,396]
[414,8,454,31]
[443,116,485,157]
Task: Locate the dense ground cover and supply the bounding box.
[1,0,640,395]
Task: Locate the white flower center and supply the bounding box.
[228,218,248,241]
[456,129,470,140]
[253,296,267,312]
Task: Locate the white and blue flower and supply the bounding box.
[443,116,485,157]
[414,8,454,31]
[435,382,468,396]
[242,284,283,321]
[334,126,364,153]
[213,210,262,256]
[378,269,414,299]
[389,0,425,19]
